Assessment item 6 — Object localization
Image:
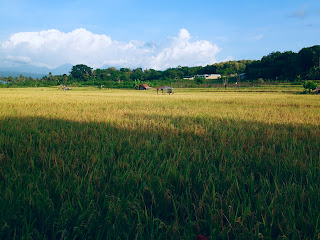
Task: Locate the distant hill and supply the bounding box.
[0,63,72,78]
[51,64,73,75]
[0,71,46,79]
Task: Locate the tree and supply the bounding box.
[120,72,130,82]
[134,79,142,89]
[7,76,14,84]
[303,80,318,94]
[131,68,144,81]
[298,46,320,74]
[144,69,161,80]
[120,68,131,72]
[306,66,320,80]
[18,74,25,83]
[48,72,53,81]
[70,64,93,81]
[62,74,68,85]
[194,77,204,84]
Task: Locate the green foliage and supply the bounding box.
[303,80,318,94]
[216,61,247,75]
[246,45,320,81]
[294,75,302,84]
[306,66,320,80]
[131,68,144,81]
[70,64,93,81]
[194,76,204,84]
[134,79,142,89]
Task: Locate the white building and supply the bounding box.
[196,74,221,80]
[183,74,221,80]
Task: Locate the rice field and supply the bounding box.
[0,87,319,239]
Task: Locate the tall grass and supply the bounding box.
[0,87,319,239]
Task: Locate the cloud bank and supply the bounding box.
[0,28,221,70]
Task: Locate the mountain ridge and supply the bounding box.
[0,63,73,78]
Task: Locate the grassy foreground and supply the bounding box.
[0,87,319,239]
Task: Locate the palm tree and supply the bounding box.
[134,79,141,89]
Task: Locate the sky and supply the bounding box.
[0,0,319,70]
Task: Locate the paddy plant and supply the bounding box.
[0,87,319,239]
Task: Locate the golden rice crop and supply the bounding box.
[0,87,319,239]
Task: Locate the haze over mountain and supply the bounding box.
[0,63,72,78]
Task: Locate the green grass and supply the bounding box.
[0,87,319,239]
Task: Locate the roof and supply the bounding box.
[156,86,173,90]
[140,84,151,88]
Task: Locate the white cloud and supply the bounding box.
[6,55,32,64]
[149,29,221,69]
[0,28,221,70]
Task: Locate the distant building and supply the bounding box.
[139,84,152,90]
[184,74,221,80]
[316,86,320,94]
[196,74,221,80]
[238,73,246,80]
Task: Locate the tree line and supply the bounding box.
[1,45,319,88]
[246,45,320,81]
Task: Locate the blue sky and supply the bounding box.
[0,0,319,69]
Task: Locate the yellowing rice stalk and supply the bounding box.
[0,87,319,239]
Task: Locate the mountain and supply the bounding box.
[0,63,73,78]
[51,64,73,75]
[0,71,45,79]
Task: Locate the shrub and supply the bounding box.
[194,77,204,85]
[303,80,317,94]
